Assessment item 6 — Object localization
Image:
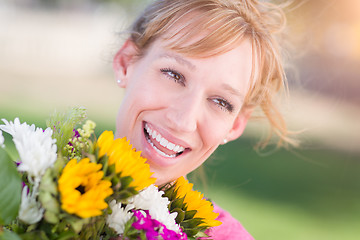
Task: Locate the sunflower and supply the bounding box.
[97,131,155,191]
[174,177,222,228]
[58,158,113,218]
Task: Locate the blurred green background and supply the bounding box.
[1,0,360,239]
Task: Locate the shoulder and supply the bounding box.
[205,203,254,240]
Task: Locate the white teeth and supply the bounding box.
[151,131,156,139]
[156,134,161,142]
[160,138,168,147]
[146,137,176,158]
[173,145,180,152]
[145,123,186,154]
[167,142,175,151]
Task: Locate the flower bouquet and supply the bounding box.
[0,108,221,240]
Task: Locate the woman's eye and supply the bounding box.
[160,68,185,86]
[212,98,234,113]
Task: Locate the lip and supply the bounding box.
[140,121,191,167]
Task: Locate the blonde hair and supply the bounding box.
[128,0,296,148]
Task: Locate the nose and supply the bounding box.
[164,93,201,133]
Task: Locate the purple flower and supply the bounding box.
[68,129,80,147]
[132,210,187,240]
[146,229,159,240]
[132,210,154,230]
[73,129,80,138]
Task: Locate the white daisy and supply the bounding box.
[0,130,4,148]
[0,118,35,138]
[106,200,135,234]
[0,118,57,182]
[128,184,180,232]
[19,186,44,224]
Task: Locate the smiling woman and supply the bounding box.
[112,0,291,239]
[115,38,253,186]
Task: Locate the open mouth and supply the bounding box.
[144,122,188,158]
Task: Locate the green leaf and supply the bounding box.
[19,231,49,240]
[39,169,60,224]
[123,217,140,239]
[187,237,197,240]
[181,218,204,229]
[171,208,185,223]
[171,187,180,200]
[163,188,174,200]
[193,230,210,238]
[65,215,89,234]
[184,210,197,220]
[170,196,185,209]
[102,224,117,239]
[116,190,135,200]
[139,231,147,240]
[71,219,88,234]
[0,229,22,240]
[0,148,22,225]
[53,155,67,177]
[183,228,200,237]
[56,231,77,240]
[120,176,133,189]
[161,183,175,200]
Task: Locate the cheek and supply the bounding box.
[188,121,231,174]
[115,78,166,137]
[200,112,234,146]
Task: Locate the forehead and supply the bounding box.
[149,33,253,66]
[144,36,254,98]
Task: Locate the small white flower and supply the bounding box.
[128,185,180,232]
[107,200,135,234]
[0,118,57,182]
[19,186,44,224]
[0,118,35,138]
[0,130,4,148]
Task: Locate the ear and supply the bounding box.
[225,107,253,142]
[113,39,139,88]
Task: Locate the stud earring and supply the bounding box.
[223,139,228,144]
[117,79,122,84]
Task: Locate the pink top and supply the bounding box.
[204,204,254,240]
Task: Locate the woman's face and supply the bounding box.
[114,37,253,185]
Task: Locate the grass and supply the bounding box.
[1,109,360,239]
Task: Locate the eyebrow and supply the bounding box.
[221,83,244,100]
[158,53,196,70]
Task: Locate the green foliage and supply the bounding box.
[162,183,208,239]
[0,148,21,225]
[122,217,137,239]
[19,230,49,240]
[65,120,96,160]
[78,217,106,240]
[46,107,87,156]
[0,228,21,240]
[39,168,60,224]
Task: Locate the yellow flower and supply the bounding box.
[174,177,222,227]
[97,131,155,191]
[58,158,113,218]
